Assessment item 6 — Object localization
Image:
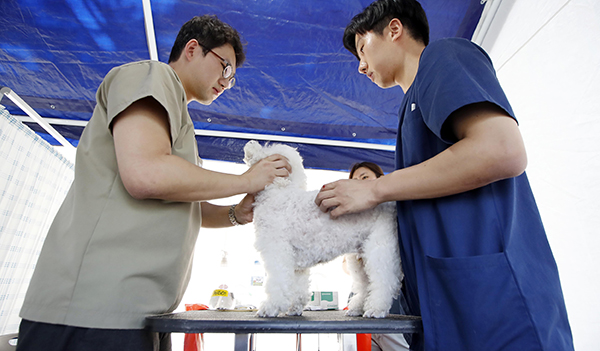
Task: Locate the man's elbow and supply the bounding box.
[492,144,528,180]
[504,152,527,179]
[126,184,155,200]
[121,169,164,200]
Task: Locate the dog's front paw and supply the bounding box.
[345,309,364,317]
[256,303,282,318]
[363,309,388,318]
[286,304,304,316]
[286,309,303,316]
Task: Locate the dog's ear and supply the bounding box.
[243,140,263,165]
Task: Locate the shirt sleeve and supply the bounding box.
[101,61,186,144]
[415,39,515,143]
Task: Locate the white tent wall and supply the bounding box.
[476,0,600,349]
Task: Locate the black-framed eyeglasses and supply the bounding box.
[198,43,236,89]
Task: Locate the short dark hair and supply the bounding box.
[349,162,384,179]
[168,15,245,67]
[343,0,429,60]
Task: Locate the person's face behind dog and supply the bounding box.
[352,167,378,181]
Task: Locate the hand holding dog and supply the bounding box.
[242,154,291,194]
[234,194,255,225]
[315,178,380,218]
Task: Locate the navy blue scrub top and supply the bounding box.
[395,38,573,351]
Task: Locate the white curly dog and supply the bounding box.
[243,140,402,318]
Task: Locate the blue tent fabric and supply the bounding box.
[0,0,485,171]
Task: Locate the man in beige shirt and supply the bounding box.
[17,15,290,351]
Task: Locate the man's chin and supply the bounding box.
[378,81,396,89]
[196,97,213,105]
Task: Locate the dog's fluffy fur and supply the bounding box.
[244,140,402,318]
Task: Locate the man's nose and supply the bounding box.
[217,77,228,91]
[358,60,367,75]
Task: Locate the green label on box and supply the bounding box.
[321,292,334,302]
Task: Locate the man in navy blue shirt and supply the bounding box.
[315,1,574,350]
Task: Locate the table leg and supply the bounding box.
[234,334,249,351]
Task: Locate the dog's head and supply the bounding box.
[243,140,307,190]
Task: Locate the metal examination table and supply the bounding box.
[146,310,422,351]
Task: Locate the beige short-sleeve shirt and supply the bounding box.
[20,60,202,329]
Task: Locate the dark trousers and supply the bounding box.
[16,319,171,351]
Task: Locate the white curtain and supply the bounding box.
[0,105,74,334]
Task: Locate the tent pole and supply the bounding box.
[471,0,503,45]
[4,103,395,151]
[142,0,159,61]
[0,87,75,150]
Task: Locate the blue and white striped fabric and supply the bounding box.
[0,104,74,334]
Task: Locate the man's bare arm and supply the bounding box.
[316,102,527,217]
[112,97,290,202]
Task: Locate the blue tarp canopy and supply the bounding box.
[0,0,485,171]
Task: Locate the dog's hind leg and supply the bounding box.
[361,219,402,318]
[345,253,368,317]
[256,245,295,317]
[287,268,310,316]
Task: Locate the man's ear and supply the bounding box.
[183,39,201,62]
[388,18,404,41]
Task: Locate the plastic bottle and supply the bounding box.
[208,251,235,310]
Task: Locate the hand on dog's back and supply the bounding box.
[315,179,380,218]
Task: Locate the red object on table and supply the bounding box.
[184,304,209,351]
